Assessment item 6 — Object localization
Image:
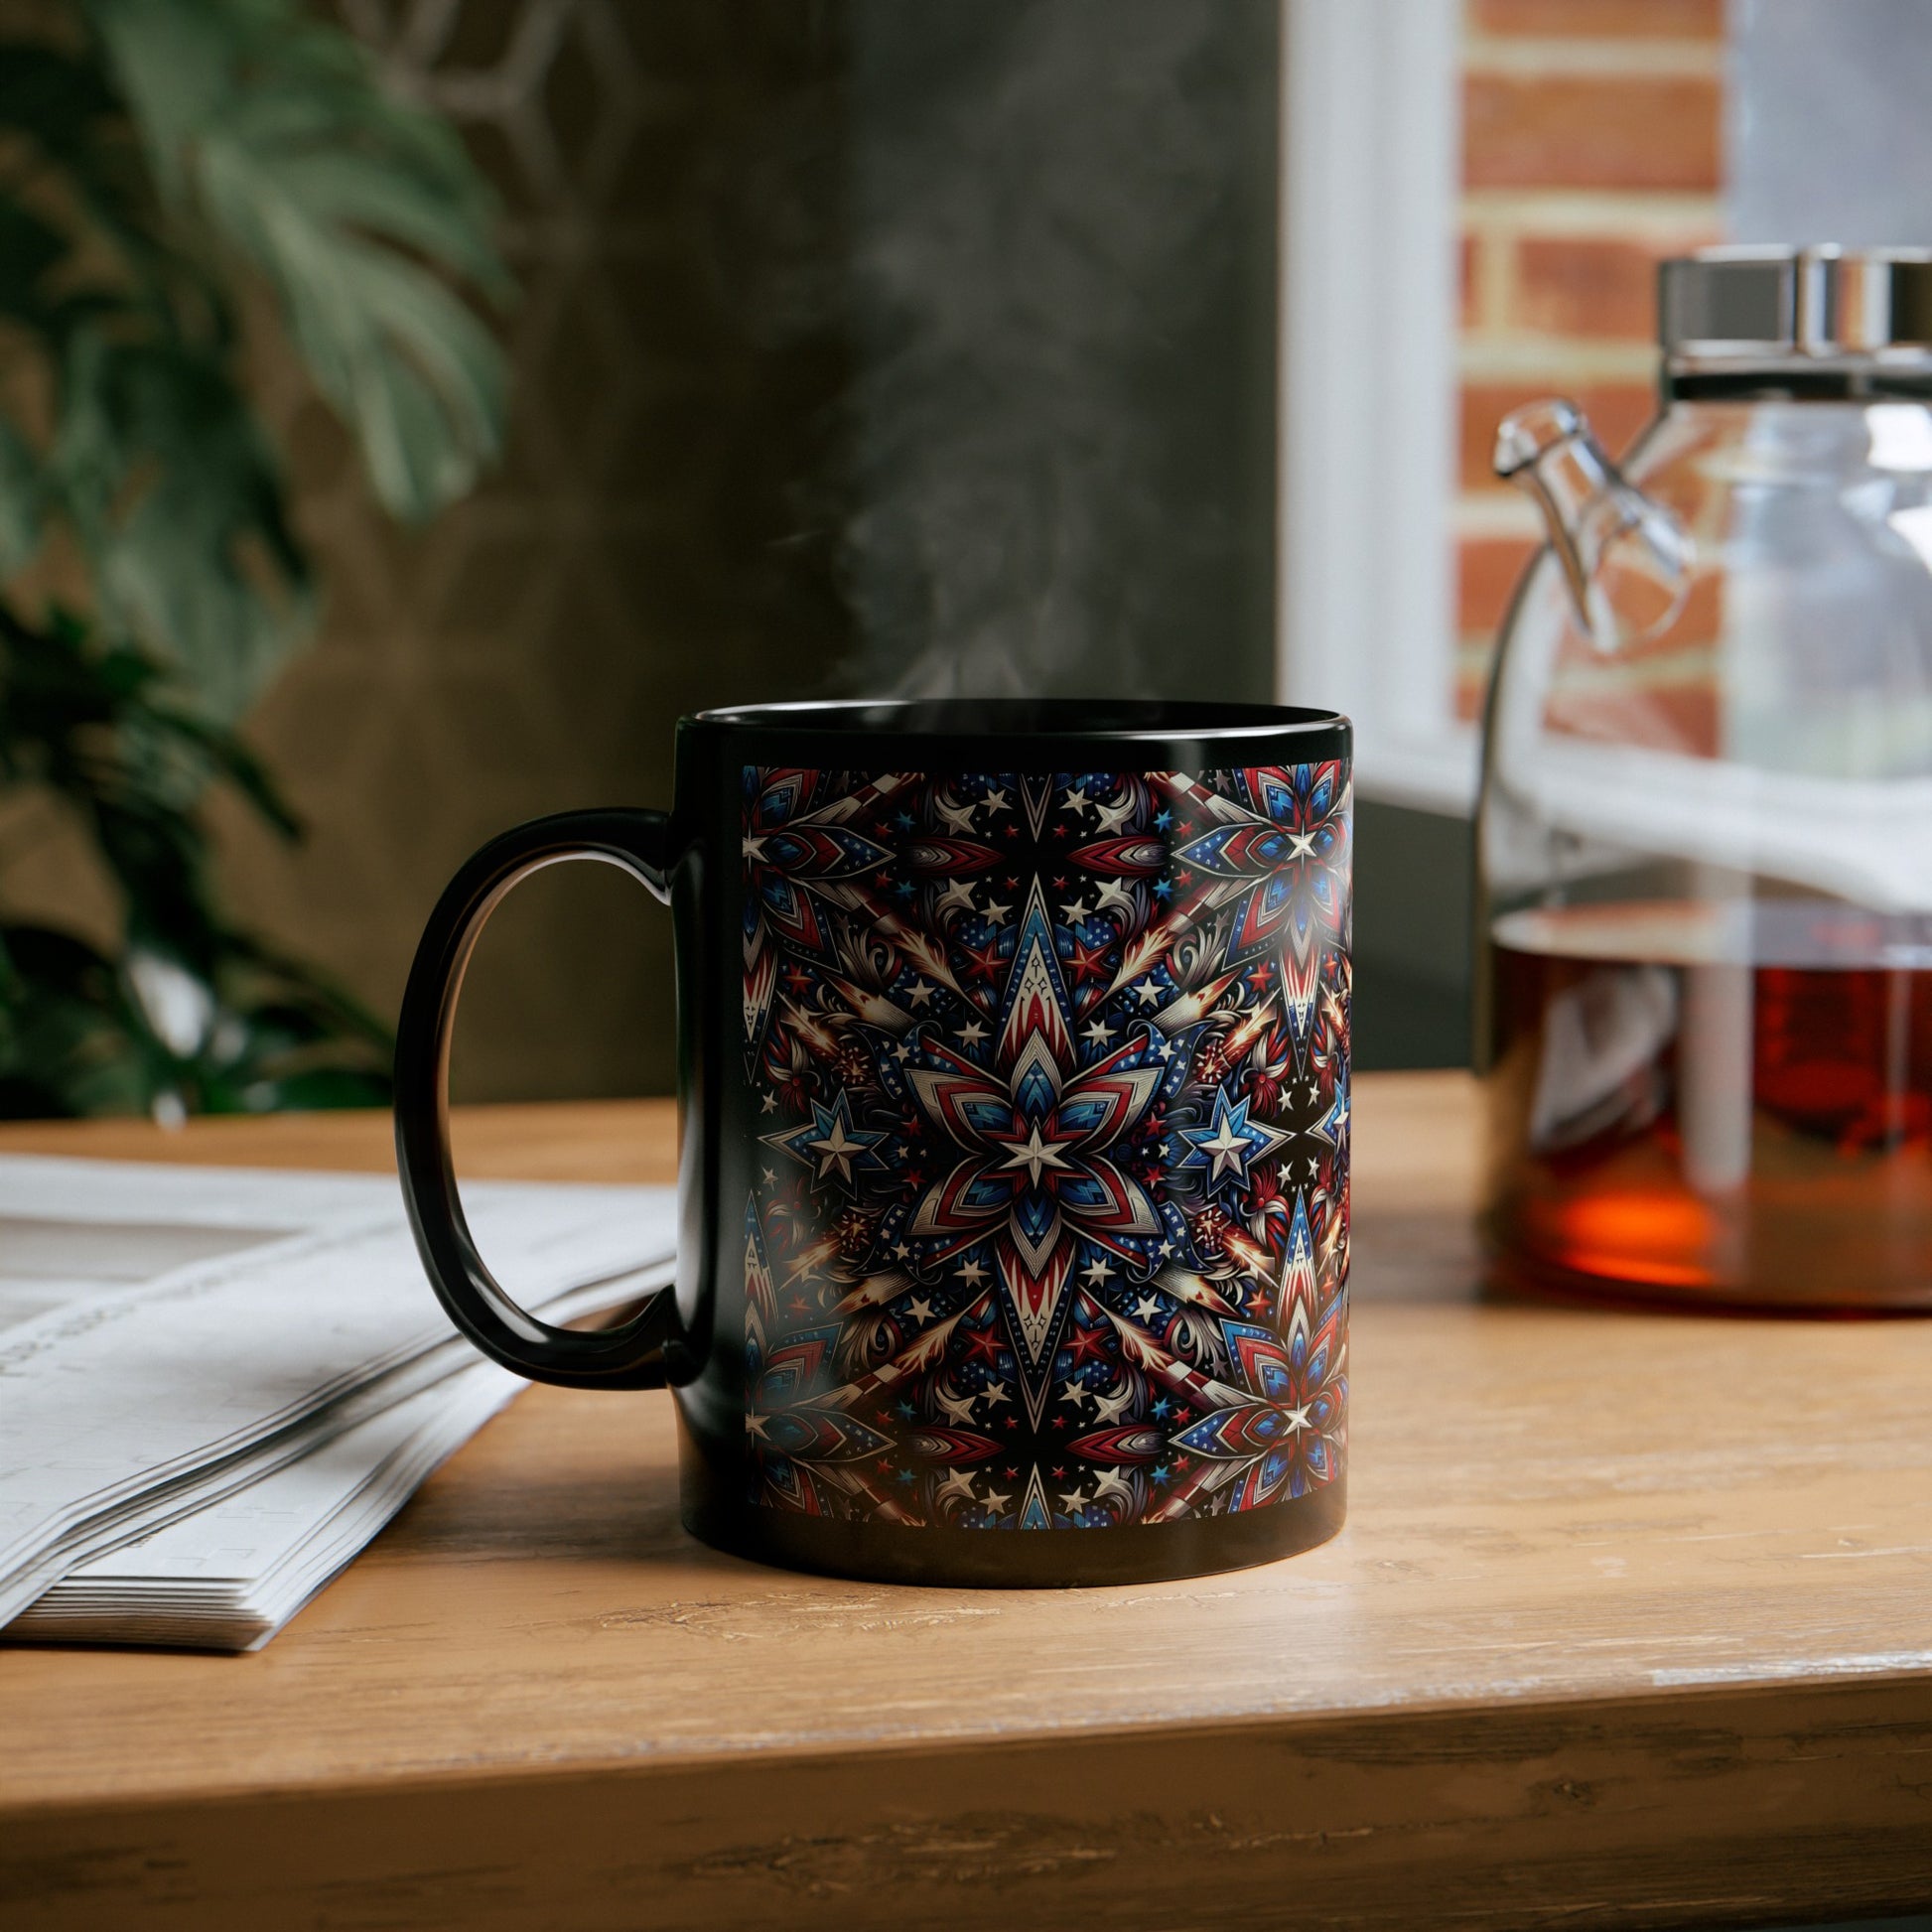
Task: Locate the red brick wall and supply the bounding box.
[1454,0,1725,719]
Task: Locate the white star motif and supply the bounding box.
[1080,1256,1115,1285]
[955,1257,989,1286]
[999,1121,1072,1185]
[1081,1018,1116,1045]
[1059,899,1086,924]
[935,879,977,916]
[1155,1037,1175,1061]
[908,979,935,1008]
[806,1116,868,1182]
[893,1240,912,1260]
[935,790,979,834]
[1093,878,1135,916]
[760,1092,777,1114]
[1090,1381,1134,1424]
[741,834,767,861]
[981,785,1011,815]
[957,1019,988,1046]
[1133,979,1164,1008]
[1092,793,1135,834]
[979,1380,1011,1409]
[760,1167,776,1185]
[1196,1116,1253,1182]
[906,1295,934,1322]
[892,1038,915,1062]
[1057,1377,1088,1408]
[1133,1294,1163,1320]
[1157,1238,1176,1258]
[982,1488,1013,1512]
[935,1380,977,1425]
[1062,783,1090,811]
[981,898,1012,925]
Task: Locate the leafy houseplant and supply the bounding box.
[0,0,508,1117]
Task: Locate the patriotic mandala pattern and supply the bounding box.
[742,764,1349,1531]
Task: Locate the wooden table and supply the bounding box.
[3,1073,1931,1931]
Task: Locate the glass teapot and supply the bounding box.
[1478,246,1932,1311]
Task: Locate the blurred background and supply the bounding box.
[0,0,1913,1114]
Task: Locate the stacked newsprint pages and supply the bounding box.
[0,1154,675,1651]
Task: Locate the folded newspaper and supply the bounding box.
[0,1154,675,1651]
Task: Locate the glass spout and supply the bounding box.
[1494,397,1692,650]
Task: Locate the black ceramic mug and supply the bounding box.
[395,700,1352,1587]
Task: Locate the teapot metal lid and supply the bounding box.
[1660,246,1932,368]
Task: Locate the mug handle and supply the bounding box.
[394,809,684,1390]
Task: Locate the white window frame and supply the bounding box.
[1277,0,1476,816]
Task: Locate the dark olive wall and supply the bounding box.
[218,0,1287,1101]
[1351,801,1472,1072]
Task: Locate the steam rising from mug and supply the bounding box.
[839,1,1276,700]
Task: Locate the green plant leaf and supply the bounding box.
[0,202,68,328]
[0,416,41,574]
[145,701,301,837]
[278,241,506,517]
[0,45,123,177]
[48,328,313,717]
[0,0,493,1118]
[0,43,112,119]
[0,40,198,333]
[88,0,510,524]
[0,922,154,1117]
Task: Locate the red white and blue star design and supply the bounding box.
[742,763,1349,1531]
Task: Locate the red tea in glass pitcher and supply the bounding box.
[1484,901,1932,1310]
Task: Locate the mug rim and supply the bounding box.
[686,697,1350,753]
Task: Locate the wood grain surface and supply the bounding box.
[4,1073,1931,1931]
